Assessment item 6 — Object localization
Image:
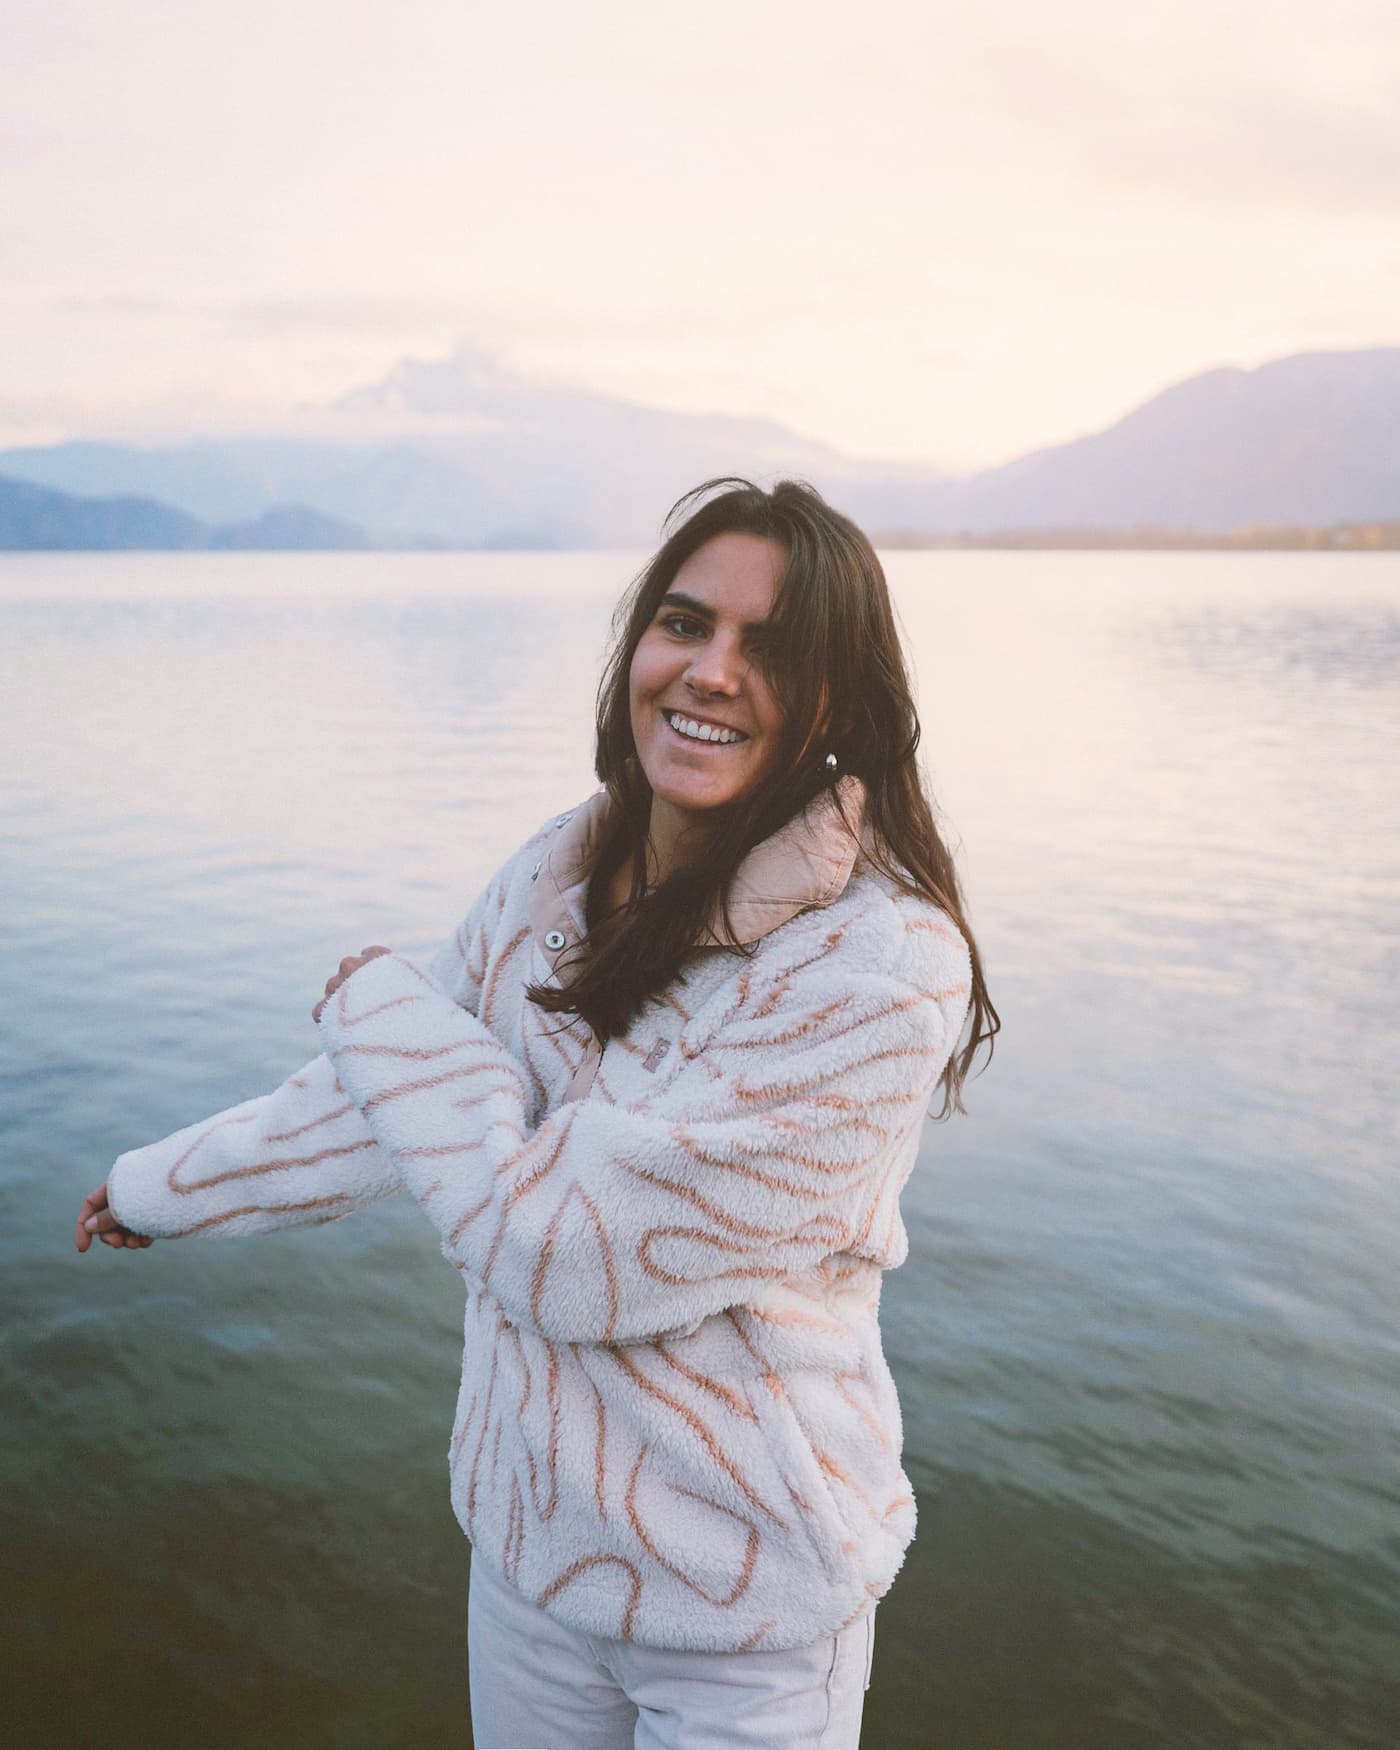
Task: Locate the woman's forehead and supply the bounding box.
[670,531,787,617]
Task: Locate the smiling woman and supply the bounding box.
[526,478,1000,1056]
[78,474,999,1750]
[629,532,790,850]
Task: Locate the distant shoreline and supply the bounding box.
[5,522,1399,554]
[871,521,1400,552]
[4,456,1399,554]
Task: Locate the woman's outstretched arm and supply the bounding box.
[84,868,508,1246]
[96,1049,403,1241]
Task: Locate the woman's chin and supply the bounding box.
[636,732,771,816]
[647,767,747,816]
[654,783,732,815]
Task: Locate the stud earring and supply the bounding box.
[824,752,838,770]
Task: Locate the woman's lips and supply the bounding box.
[660,708,748,748]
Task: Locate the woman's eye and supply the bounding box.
[661,613,704,637]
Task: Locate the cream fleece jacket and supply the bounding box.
[107,776,973,1653]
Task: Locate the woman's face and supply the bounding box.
[628,530,790,826]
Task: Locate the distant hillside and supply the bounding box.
[0,473,383,551]
[2,344,1397,546]
[206,504,373,550]
[0,342,945,546]
[0,474,206,549]
[926,349,1400,533]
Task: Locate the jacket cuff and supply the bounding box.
[106,1100,262,1238]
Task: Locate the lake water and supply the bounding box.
[3,550,1398,1748]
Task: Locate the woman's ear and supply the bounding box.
[792,682,834,767]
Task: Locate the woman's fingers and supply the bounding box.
[75,1180,155,1252]
[313,947,392,1024]
[75,1182,109,1252]
[97,1223,153,1249]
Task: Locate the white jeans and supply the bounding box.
[467,1551,876,1750]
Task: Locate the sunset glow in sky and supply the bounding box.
[5,0,1397,469]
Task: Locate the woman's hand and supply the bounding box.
[75,1180,154,1252]
[313,946,392,1024]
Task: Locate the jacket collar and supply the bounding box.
[527,774,870,959]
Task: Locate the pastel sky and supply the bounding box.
[5,0,1397,470]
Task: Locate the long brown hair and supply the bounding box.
[527,475,998,1117]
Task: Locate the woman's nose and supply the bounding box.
[685,636,744,696]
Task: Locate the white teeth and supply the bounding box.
[666,710,744,745]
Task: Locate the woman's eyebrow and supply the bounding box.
[658,591,773,634]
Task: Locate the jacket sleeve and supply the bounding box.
[315,917,968,1342]
[104,863,511,1240]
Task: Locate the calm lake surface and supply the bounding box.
[3,550,1398,1748]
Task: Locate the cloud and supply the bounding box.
[947,1,1400,218]
[6,0,1400,467]
[217,295,479,338]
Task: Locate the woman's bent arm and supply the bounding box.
[316,910,969,1342]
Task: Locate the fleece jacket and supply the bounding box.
[107,774,973,1653]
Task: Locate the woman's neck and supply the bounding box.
[644,796,717,887]
[601,797,715,916]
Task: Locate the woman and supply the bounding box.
[75,476,998,1749]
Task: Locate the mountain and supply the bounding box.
[0,474,382,551]
[913,348,1400,535]
[0,343,946,547]
[2,344,1397,547]
[0,474,206,549]
[205,503,374,550]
